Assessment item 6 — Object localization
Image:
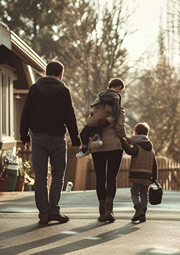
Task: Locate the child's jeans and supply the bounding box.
[131,183,148,210]
[80,125,102,145]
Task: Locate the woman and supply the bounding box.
[91,79,126,222]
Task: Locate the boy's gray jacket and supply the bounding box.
[121,135,158,184]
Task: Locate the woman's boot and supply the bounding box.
[98,201,107,222]
[105,201,115,222]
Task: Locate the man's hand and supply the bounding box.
[25,142,31,150]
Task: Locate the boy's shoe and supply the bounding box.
[76,149,89,158]
[131,204,145,222]
[139,215,146,222]
[139,208,147,222]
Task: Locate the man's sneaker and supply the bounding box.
[48,214,69,223]
[38,219,49,224]
[76,149,89,158]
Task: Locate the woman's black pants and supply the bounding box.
[92,150,123,201]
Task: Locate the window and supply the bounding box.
[0,66,14,141]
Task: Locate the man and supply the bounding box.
[20,61,81,224]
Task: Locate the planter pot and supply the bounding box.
[15,179,25,191]
[0,178,10,192]
[24,182,33,191]
[5,163,19,191]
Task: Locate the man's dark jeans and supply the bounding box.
[31,133,67,221]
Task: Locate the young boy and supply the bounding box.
[121,122,158,222]
[76,78,124,158]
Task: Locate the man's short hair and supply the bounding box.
[46,61,64,77]
[134,122,150,135]
[108,78,124,89]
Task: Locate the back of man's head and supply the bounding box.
[134,122,149,136]
[46,61,64,77]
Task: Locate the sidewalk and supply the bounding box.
[0,189,180,255]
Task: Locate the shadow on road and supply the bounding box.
[0,221,140,255]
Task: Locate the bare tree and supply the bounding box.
[126,28,180,160]
[166,0,180,71]
[51,0,136,128]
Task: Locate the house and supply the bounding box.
[0,21,46,155]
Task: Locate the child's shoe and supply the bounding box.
[131,203,145,222]
[76,147,89,158]
[90,134,103,149]
[139,215,146,222]
[139,207,147,222]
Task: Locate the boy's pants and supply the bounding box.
[131,183,148,210]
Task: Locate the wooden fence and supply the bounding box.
[85,155,180,191]
[16,142,180,191]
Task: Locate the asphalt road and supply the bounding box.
[0,189,180,255]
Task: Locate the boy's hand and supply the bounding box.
[126,137,131,144]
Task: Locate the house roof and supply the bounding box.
[0,21,46,73]
[11,31,46,73]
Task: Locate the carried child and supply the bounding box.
[121,122,158,222]
[76,78,125,158]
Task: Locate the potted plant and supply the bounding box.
[4,152,19,191]
[0,150,10,192]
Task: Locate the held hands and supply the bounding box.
[125,137,131,145]
[120,136,131,145]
